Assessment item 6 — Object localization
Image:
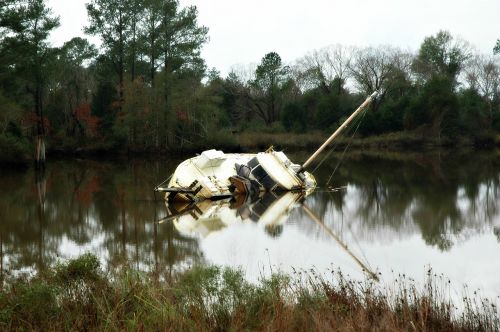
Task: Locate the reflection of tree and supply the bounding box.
[0,167,60,273]
[0,158,202,277]
[93,160,202,276]
[1,152,498,277]
[495,228,500,243]
[311,152,500,251]
[409,167,467,250]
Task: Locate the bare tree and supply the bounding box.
[348,46,413,108]
[323,44,353,92]
[294,44,353,93]
[349,46,393,94]
[464,54,500,121]
[228,63,257,85]
[465,55,499,100]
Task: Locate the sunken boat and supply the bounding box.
[155,91,379,202]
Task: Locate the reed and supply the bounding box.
[0,254,497,331]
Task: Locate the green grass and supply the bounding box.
[0,254,498,331]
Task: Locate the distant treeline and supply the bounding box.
[1,1,500,162]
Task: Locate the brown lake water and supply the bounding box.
[0,151,499,301]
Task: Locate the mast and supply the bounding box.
[301,91,378,170]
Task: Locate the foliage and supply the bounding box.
[1,1,500,160]
[0,254,498,331]
[53,253,101,284]
[283,102,307,131]
[413,30,470,83]
[249,52,291,125]
[0,133,31,165]
[0,0,60,135]
[0,91,22,136]
[458,89,490,134]
[494,39,500,55]
[403,75,460,137]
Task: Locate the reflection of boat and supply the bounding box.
[159,193,378,279]
[155,92,378,202]
[163,192,303,238]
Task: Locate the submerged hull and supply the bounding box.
[167,192,304,238]
[157,149,316,202]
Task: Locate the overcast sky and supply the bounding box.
[47,0,500,76]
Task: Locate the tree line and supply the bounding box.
[1,1,500,164]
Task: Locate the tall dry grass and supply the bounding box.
[0,254,498,331]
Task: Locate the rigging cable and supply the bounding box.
[310,105,369,187]
[311,105,368,174]
[325,106,368,187]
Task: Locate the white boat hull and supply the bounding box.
[159,149,316,202]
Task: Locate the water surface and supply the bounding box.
[0,151,499,299]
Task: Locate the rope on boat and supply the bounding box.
[154,174,173,191]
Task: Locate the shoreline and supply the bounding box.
[43,131,500,156]
[0,254,497,331]
[1,131,499,167]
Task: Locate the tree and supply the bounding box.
[115,77,149,145]
[158,1,208,146]
[349,46,410,111]
[53,37,97,136]
[295,44,352,94]
[464,55,500,124]
[494,39,500,55]
[406,31,471,138]
[86,0,133,112]
[140,0,164,84]
[127,0,144,81]
[160,2,208,76]
[413,30,470,84]
[0,0,60,166]
[214,71,252,126]
[0,1,11,38]
[0,91,22,135]
[404,75,459,138]
[249,52,290,125]
[458,88,489,134]
[282,102,307,132]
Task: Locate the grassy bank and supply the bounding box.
[0,134,31,166]
[235,130,500,152]
[43,130,500,160]
[0,254,498,331]
[3,130,499,166]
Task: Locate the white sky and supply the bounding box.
[47,0,500,76]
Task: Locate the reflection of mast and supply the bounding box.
[134,217,139,270]
[153,203,159,278]
[36,169,46,271]
[121,202,126,257]
[302,204,378,280]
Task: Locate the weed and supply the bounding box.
[0,254,498,331]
